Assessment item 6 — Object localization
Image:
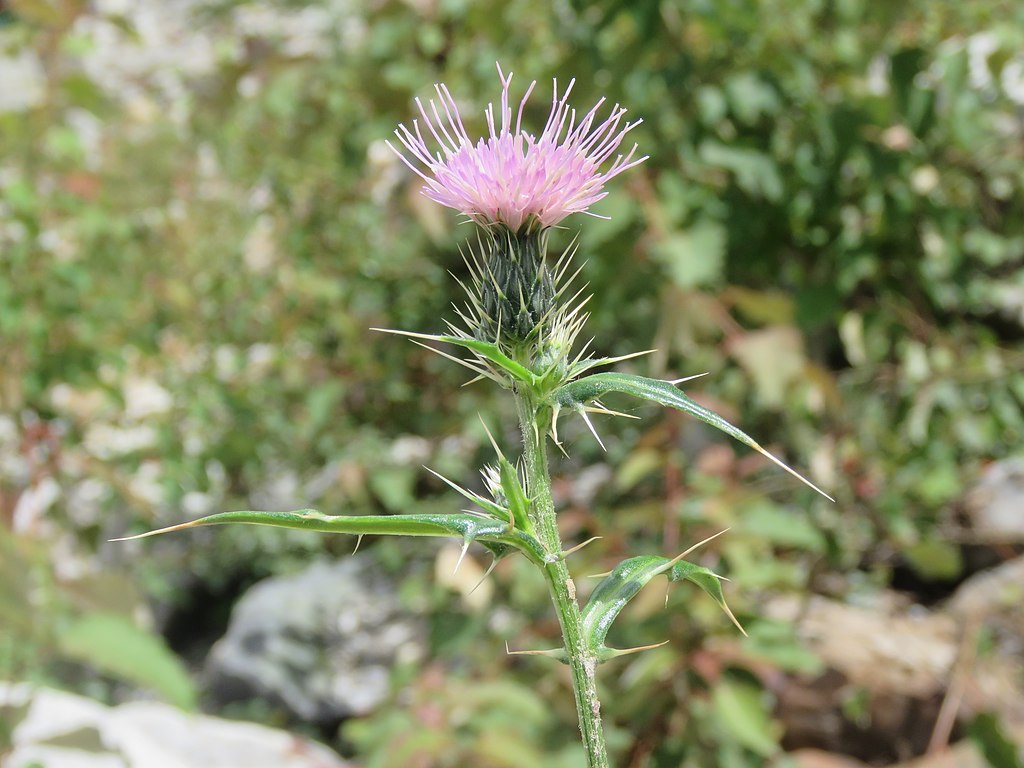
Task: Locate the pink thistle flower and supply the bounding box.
[388,64,647,232]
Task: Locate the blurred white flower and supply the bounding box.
[84,424,158,459]
[967,32,998,90]
[246,343,277,376]
[367,139,404,205]
[13,478,62,533]
[388,435,431,464]
[123,377,174,420]
[72,0,217,115]
[128,460,164,507]
[243,215,277,274]
[49,383,108,420]
[214,345,241,381]
[65,109,105,169]
[911,165,940,195]
[183,491,214,516]
[1002,58,1024,104]
[66,479,111,527]
[0,51,45,112]
[238,73,261,99]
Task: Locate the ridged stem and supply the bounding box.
[515,389,609,768]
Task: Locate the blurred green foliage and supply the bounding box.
[1,0,1022,765]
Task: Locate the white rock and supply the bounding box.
[0,683,350,768]
[205,555,426,723]
[966,457,1024,542]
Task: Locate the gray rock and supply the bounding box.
[0,682,351,768]
[965,456,1024,542]
[204,554,426,724]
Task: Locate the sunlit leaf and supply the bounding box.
[554,372,833,500]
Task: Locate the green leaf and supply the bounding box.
[580,544,743,660]
[724,71,781,125]
[114,508,546,565]
[712,679,781,757]
[698,142,784,201]
[723,286,795,326]
[742,620,824,674]
[497,457,533,534]
[553,372,832,500]
[668,560,745,634]
[581,555,681,653]
[740,502,826,552]
[728,327,805,409]
[968,713,1023,768]
[372,328,536,386]
[903,539,963,581]
[368,465,416,512]
[653,219,727,288]
[59,613,197,710]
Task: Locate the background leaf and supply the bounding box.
[59,613,197,710]
[712,679,781,758]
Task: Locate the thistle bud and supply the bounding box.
[478,226,555,344]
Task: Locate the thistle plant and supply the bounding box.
[119,65,831,767]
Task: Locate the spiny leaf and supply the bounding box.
[424,466,510,521]
[113,509,546,565]
[581,534,743,660]
[498,458,533,533]
[581,555,683,650]
[372,328,536,386]
[478,415,534,534]
[567,349,656,379]
[554,372,833,501]
[669,560,746,635]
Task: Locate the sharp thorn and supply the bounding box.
[721,599,748,637]
[453,539,470,575]
[669,372,710,385]
[110,519,202,541]
[580,410,606,451]
[604,640,670,658]
[469,557,499,595]
[504,642,564,658]
[424,466,492,508]
[584,405,640,420]
[678,527,731,560]
[751,441,835,502]
[409,340,492,379]
[478,414,504,459]
[561,536,602,559]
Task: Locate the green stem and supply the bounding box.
[515,390,609,768]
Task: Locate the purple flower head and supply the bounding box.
[388,64,647,233]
